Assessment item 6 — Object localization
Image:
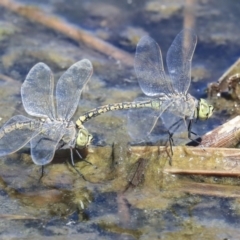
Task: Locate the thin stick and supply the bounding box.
[0,0,134,66]
[0,73,19,83]
[198,116,240,148]
[38,166,44,183]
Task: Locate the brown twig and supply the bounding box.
[0,73,19,84]
[198,116,240,148]
[0,0,134,66]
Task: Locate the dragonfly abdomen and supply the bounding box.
[0,120,42,139]
[76,100,161,127]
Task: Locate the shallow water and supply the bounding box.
[1,0,240,239]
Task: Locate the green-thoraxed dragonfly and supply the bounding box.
[0,60,93,165]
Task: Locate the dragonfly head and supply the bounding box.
[197,99,214,120]
[76,126,93,148]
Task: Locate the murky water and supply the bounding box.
[0,0,240,239]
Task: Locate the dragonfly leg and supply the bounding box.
[165,131,174,165]
[75,149,95,167]
[158,131,174,166]
[69,148,87,181]
[168,131,174,155]
[70,148,75,166]
[187,120,201,144]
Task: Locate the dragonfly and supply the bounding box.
[0,59,93,166]
[127,29,214,145]
[75,29,214,147]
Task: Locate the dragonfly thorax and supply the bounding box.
[167,93,198,119]
[59,121,76,147]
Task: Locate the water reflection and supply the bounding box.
[0,0,240,238]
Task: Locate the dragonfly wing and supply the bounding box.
[127,98,171,143]
[135,36,172,97]
[0,115,40,156]
[56,59,93,121]
[161,110,187,134]
[166,29,197,94]
[21,63,55,119]
[30,123,64,165]
[128,107,159,142]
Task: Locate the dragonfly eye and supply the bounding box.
[76,128,92,148]
[198,99,214,120]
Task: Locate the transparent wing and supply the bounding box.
[56,59,93,121]
[166,29,197,95]
[30,123,64,165]
[0,115,40,156]
[127,98,171,143]
[21,63,55,119]
[135,36,173,97]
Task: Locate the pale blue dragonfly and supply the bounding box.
[127,29,214,145]
[0,59,93,166]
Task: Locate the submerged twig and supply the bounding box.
[130,146,240,177]
[0,214,37,220]
[0,0,134,66]
[0,73,19,83]
[124,157,148,192]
